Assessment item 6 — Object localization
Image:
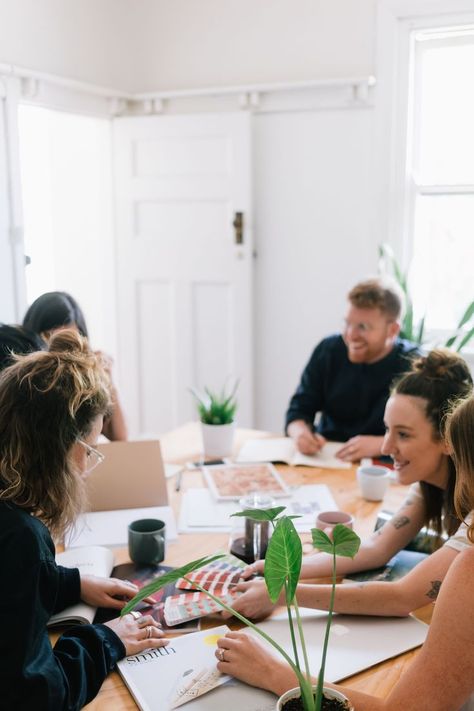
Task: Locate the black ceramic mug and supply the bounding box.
[128,518,166,565]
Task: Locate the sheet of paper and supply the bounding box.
[236,437,350,469]
[65,506,177,548]
[250,608,428,683]
[178,485,337,533]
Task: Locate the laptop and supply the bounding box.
[85,439,169,512]
[253,607,428,682]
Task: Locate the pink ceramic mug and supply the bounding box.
[314,510,354,535]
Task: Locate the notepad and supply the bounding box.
[236,437,351,469]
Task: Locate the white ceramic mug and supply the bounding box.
[357,465,391,502]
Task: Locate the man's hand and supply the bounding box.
[288,420,326,455]
[80,574,154,609]
[336,435,384,462]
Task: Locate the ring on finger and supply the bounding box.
[218,648,226,662]
[146,626,153,640]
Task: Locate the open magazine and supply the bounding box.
[236,437,350,469]
[117,625,275,711]
[48,546,199,633]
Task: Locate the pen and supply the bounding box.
[175,468,184,492]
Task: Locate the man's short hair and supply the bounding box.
[348,277,403,320]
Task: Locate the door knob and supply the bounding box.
[233,212,244,245]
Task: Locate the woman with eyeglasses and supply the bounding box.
[23,291,128,441]
[215,396,474,711]
[0,330,167,710]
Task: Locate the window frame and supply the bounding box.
[375,0,474,354]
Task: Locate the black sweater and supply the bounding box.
[0,501,125,711]
[285,335,419,441]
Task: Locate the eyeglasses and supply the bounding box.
[77,439,105,473]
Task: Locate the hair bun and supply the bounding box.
[47,328,89,355]
[414,349,470,381]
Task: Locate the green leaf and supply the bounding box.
[456,325,474,353]
[311,524,361,559]
[120,555,225,616]
[416,315,425,345]
[457,300,474,330]
[264,516,302,605]
[231,506,286,521]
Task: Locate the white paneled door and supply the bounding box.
[113,112,253,438]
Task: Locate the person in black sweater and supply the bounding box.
[286,278,419,461]
[0,330,168,710]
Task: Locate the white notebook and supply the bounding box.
[236,438,351,470]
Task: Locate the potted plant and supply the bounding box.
[121,506,361,711]
[190,379,238,457]
[379,243,474,350]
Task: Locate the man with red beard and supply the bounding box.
[286,278,419,462]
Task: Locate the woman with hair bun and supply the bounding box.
[232,349,474,620]
[23,291,128,441]
[0,330,167,710]
[215,395,474,711]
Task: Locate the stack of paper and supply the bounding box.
[65,506,177,548]
[178,485,337,534]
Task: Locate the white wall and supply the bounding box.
[254,108,376,432]
[0,0,377,92]
[0,0,137,90]
[131,0,377,92]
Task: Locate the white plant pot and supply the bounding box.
[201,421,236,458]
[276,686,353,710]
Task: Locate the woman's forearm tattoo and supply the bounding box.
[426,580,442,600]
[392,515,410,530]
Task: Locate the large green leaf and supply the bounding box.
[456,325,474,352]
[120,554,224,616]
[311,524,361,558]
[231,506,286,522]
[264,516,302,604]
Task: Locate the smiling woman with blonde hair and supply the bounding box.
[0,330,167,709]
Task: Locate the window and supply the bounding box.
[406,27,474,336]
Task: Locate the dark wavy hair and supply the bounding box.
[0,330,111,537]
[23,291,88,338]
[392,349,473,543]
[0,324,45,371]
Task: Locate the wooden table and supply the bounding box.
[80,423,432,709]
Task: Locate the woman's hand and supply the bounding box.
[105,612,168,655]
[221,579,277,620]
[80,574,154,609]
[215,631,297,696]
[241,559,265,580]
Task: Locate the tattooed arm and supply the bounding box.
[297,493,427,580]
[231,541,459,620]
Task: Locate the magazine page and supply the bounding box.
[292,441,350,469]
[117,625,275,711]
[48,546,115,627]
[94,563,200,634]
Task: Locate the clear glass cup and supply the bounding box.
[229,492,275,564]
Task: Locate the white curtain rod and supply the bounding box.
[0,62,375,103]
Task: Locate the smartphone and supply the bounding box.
[187,458,226,468]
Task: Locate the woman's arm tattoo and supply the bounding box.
[391,515,410,529]
[426,580,442,600]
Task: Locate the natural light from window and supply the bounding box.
[408,28,474,335]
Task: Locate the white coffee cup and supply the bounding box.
[357,465,391,502]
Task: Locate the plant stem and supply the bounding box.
[293,596,311,684]
[182,576,314,707]
[285,581,300,670]
[314,550,337,711]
